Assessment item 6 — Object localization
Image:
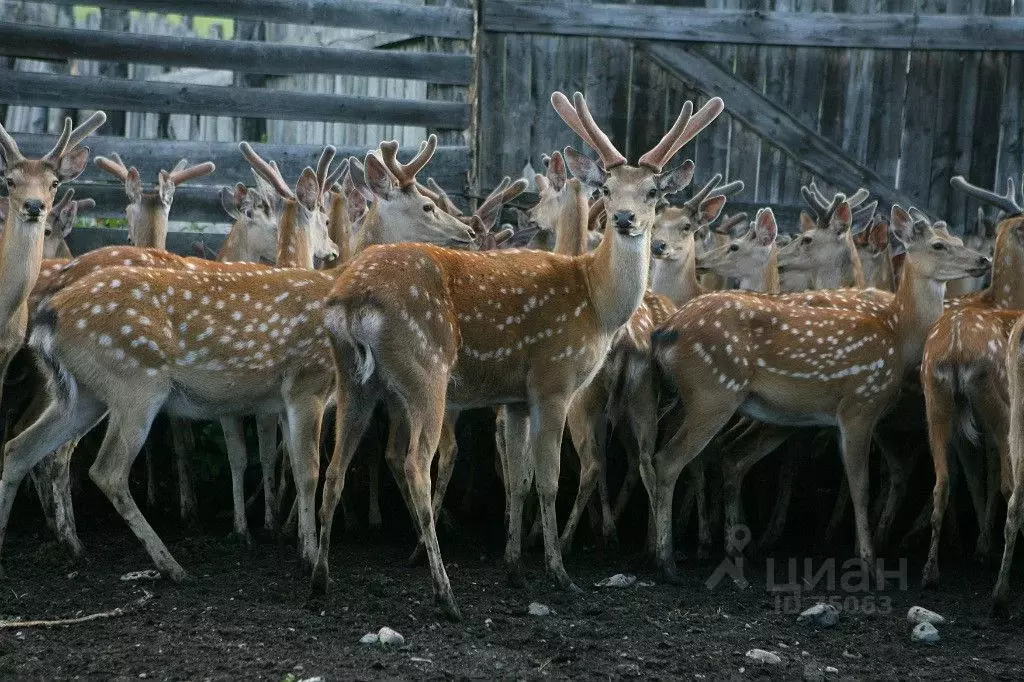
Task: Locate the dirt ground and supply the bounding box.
[2,512,1023,681]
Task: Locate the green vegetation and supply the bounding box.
[72,6,234,39]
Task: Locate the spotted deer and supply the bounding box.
[0,113,105,387]
[648,205,990,582]
[946,204,998,298]
[993,310,1024,616]
[920,174,1024,588]
[853,216,898,292]
[312,91,724,619]
[217,176,281,265]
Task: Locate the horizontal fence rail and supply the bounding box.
[0,22,472,85]
[47,0,474,39]
[0,71,469,128]
[484,0,1024,51]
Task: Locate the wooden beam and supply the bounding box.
[0,71,468,129]
[16,137,470,191]
[484,0,1024,51]
[641,43,922,213]
[48,0,473,39]
[0,22,471,85]
[66,226,228,258]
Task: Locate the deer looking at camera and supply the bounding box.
[648,205,990,582]
[0,112,106,386]
[313,90,724,619]
[921,174,1024,590]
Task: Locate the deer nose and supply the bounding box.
[614,210,635,230]
[976,255,992,268]
[24,199,43,218]
[651,240,667,256]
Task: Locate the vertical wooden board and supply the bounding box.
[758,0,790,205]
[996,0,1023,189]
[841,0,875,167]
[585,37,632,157]
[899,48,941,209]
[818,0,850,153]
[865,0,911,192]
[629,51,669,163]
[478,30,506,189]
[968,0,1012,196]
[501,34,533,183]
[929,2,967,222]
[694,0,732,180]
[530,34,564,165]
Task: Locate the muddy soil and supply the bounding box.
[2,516,1023,681]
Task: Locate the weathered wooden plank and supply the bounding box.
[996,0,1023,189]
[48,0,473,39]
[928,0,971,221]
[66,226,228,257]
[483,0,1024,50]
[16,135,469,190]
[499,33,534,186]
[643,42,920,212]
[476,29,505,190]
[968,0,1012,197]
[0,71,469,129]
[0,21,472,85]
[898,0,943,210]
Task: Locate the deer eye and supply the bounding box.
[423,203,434,213]
[801,236,812,245]
[51,179,60,189]
[601,186,610,197]
[5,178,13,188]
[646,188,658,200]
[931,242,945,250]
[728,243,739,252]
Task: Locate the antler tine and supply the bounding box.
[477,177,512,219]
[808,180,832,209]
[406,135,438,184]
[378,139,410,187]
[551,92,602,156]
[588,196,607,227]
[800,185,828,218]
[0,120,24,164]
[662,97,726,169]
[846,187,870,210]
[76,197,96,211]
[67,111,107,151]
[94,154,131,182]
[685,173,723,210]
[951,175,1022,216]
[325,157,349,193]
[853,199,878,221]
[639,100,693,172]
[41,117,72,163]
[53,188,75,213]
[710,179,745,199]
[239,141,295,200]
[571,92,627,169]
[425,177,461,215]
[169,161,216,186]
[316,145,337,192]
[498,177,528,205]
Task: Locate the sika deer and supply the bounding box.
[993,311,1024,616]
[313,91,724,619]
[648,205,990,582]
[921,174,1024,588]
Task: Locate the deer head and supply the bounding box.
[94,154,215,249]
[0,112,104,230]
[892,205,991,282]
[650,172,742,261]
[696,207,780,292]
[354,136,476,249]
[239,142,341,267]
[950,173,1024,302]
[218,179,280,264]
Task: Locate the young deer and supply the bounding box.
[993,311,1024,616]
[853,216,898,292]
[648,205,990,581]
[921,174,1024,588]
[217,176,281,265]
[313,91,724,619]
[0,113,105,385]
[946,205,997,298]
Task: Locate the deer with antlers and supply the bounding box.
[920,174,1024,589]
[312,91,723,619]
[993,310,1024,616]
[647,204,990,581]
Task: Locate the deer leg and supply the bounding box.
[922,379,955,588]
[502,403,532,587]
[282,395,325,571]
[759,449,802,554]
[144,444,157,510]
[431,411,459,528]
[256,414,280,533]
[31,440,84,558]
[992,458,1023,617]
[721,424,791,556]
[90,397,187,580]
[560,385,604,554]
[530,396,577,592]
[220,416,252,545]
[0,382,105,578]
[837,414,879,579]
[872,432,915,552]
[972,385,1010,561]
[311,383,377,595]
[366,447,384,534]
[170,418,200,531]
[825,475,851,545]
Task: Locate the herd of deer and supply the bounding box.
[0,89,1021,622]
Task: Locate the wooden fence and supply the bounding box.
[0,0,472,230]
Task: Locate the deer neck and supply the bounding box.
[218,218,253,262]
[276,200,313,268]
[892,258,947,367]
[133,207,169,250]
[985,227,1024,308]
[812,237,864,289]
[355,203,386,251]
[738,249,780,294]
[582,222,651,332]
[553,180,588,257]
[54,240,72,260]
[329,192,352,265]
[651,245,702,306]
[0,213,46,332]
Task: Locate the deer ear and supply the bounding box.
[752,208,777,246]
[563,146,606,188]
[220,186,241,219]
[932,220,951,237]
[800,211,816,233]
[57,146,90,182]
[125,167,143,204]
[657,159,695,195]
[295,167,320,212]
[829,201,852,235]
[869,220,889,251]
[59,202,78,237]
[547,151,567,191]
[890,205,914,242]
[363,154,395,199]
[699,194,727,224]
[158,170,175,206]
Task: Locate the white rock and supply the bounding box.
[825,667,839,674]
[378,626,405,646]
[595,573,637,588]
[528,602,552,617]
[298,678,324,682]
[745,649,783,666]
[907,606,946,625]
[797,603,840,628]
[911,622,940,645]
[359,633,379,645]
